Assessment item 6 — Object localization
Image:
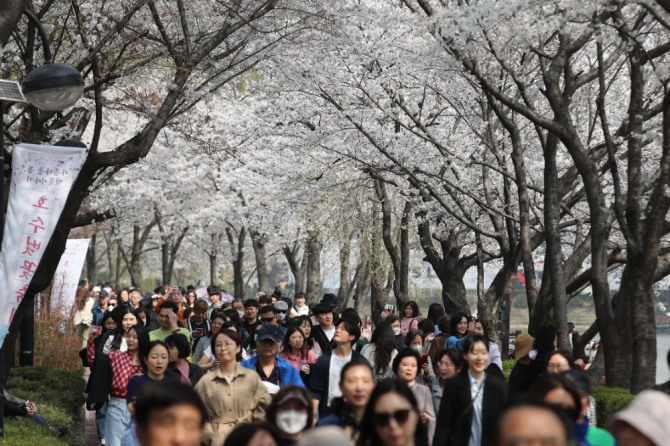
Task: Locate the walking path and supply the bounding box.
[83,368,98,446]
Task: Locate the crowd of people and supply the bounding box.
[72,282,670,446]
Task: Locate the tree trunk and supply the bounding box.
[369,201,385,328]
[0,0,28,49]
[117,220,156,286]
[354,260,370,316]
[283,244,305,295]
[543,134,570,350]
[336,238,351,307]
[226,225,247,299]
[305,230,322,299]
[85,232,97,285]
[164,227,188,285]
[209,253,217,285]
[374,179,411,307]
[250,230,270,292]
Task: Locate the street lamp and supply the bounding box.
[22,62,84,111]
[20,9,84,111]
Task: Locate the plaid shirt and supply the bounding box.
[109,350,142,398]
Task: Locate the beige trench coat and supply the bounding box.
[194,363,271,445]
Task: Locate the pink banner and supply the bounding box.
[0,143,86,346]
[51,239,90,310]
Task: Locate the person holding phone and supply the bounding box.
[406,330,435,386]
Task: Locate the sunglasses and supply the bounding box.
[261,317,275,323]
[373,409,411,427]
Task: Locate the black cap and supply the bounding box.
[256,324,283,343]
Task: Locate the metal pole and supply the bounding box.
[19,302,34,366]
[0,99,6,438]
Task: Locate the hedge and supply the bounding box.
[0,366,85,445]
[591,386,635,428]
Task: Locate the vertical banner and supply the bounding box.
[0,143,87,346]
[51,239,90,310]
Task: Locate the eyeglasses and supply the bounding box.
[373,409,411,427]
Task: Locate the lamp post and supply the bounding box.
[0,8,84,438]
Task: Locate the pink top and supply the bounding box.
[400,317,419,336]
[279,349,318,371]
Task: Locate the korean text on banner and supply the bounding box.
[0,143,87,346]
[52,239,90,311]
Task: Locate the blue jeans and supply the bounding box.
[96,401,108,441]
[105,397,130,446]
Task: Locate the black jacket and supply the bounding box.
[311,325,335,356]
[310,350,364,418]
[165,362,203,387]
[434,371,508,446]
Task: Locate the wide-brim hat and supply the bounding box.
[514,333,535,359]
[320,293,337,306]
[608,390,670,446]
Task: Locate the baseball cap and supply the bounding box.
[256,324,283,343]
[277,388,309,407]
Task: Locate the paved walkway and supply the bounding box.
[83,369,99,446]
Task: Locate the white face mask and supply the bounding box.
[393,327,401,336]
[237,310,245,319]
[276,410,308,435]
[276,313,286,321]
[411,344,421,352]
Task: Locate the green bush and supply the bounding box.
[0,418,70,446]
[6,366,85,418]
[0,366,86,445]
[502,358,516,380]
[591,386,634,428]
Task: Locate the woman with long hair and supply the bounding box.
[87,307,141,366]
[318,357,376,443]
[400,301,420,336]
[194,329,271,445]
[392,348,436,445]
[289,316,319,356]
[357,378,427,446]
[444,311,469,351]
[83,310,116,445]
[435,334,508,446]
[87,325,150,446]
[360,323,398,381]
[279,326,318,386]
